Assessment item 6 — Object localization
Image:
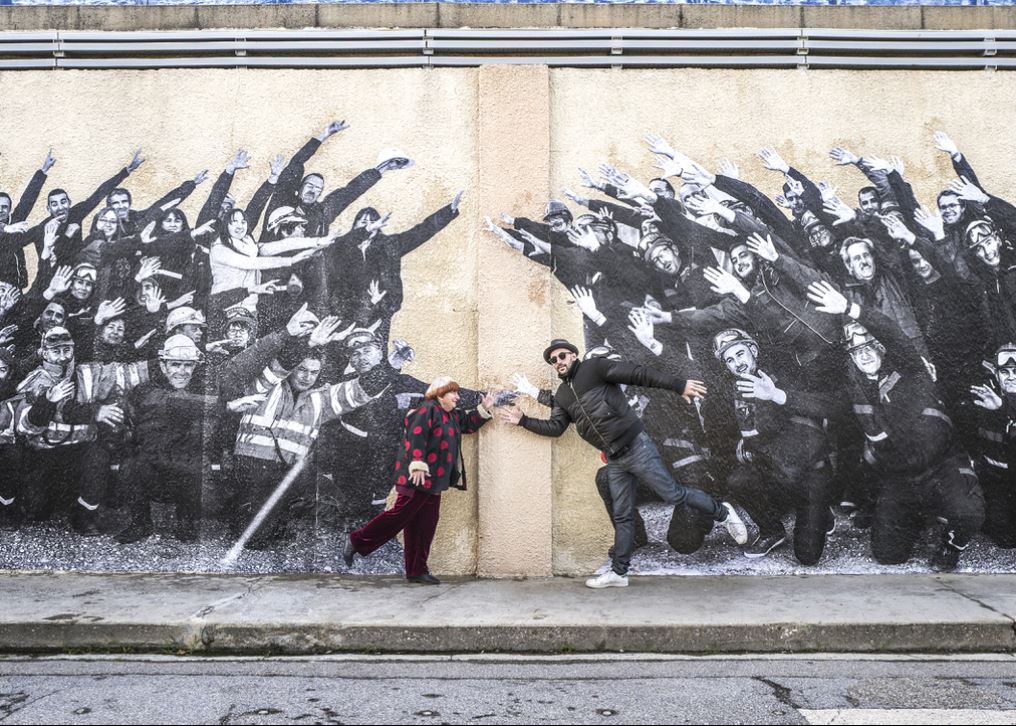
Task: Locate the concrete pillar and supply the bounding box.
[475,65,554,577]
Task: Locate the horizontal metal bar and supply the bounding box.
[60,40,426,54]
[58,29,426,42]
[806,39,995,53]
[0,58,55,69]
[429,54,806,68]
[56,56,427,69]
[0,27,1009,72]
[427,38,802,52]
[0,43,58,53]
[807,55,1016,68]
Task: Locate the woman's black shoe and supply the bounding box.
[407,573,440,585]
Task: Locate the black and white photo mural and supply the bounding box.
[491,131,1016,575]
[1,64,1016,578]
[0,117,477,575]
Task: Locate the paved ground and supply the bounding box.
[2,571,1015,654]
[3,654,1016,724]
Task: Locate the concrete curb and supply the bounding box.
[1,572,1014,655]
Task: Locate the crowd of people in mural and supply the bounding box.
[0,120,471,555]
[2,119,1014,577]
[491,130,1016,575]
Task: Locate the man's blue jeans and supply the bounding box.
[606,432,724,575]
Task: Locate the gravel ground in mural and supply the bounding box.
[4,500,1014,575]
[604,503,1016,576]
[0,503,405,575]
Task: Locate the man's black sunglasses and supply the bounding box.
[550,351,572,363]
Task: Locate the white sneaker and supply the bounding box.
[720,502,749,545]
[585,571,629,589]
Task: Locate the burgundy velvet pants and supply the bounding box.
[349,487,442,578]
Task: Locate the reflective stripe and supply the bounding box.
[740,429,759,438]
[245,414,312,436]
[985,456,1009,470]
[127,363,142,389]
[979,427,1005,443]
[80,366,93,402]
[853,404,874,414]
[789,415,822,432]
[243,434,309,457]
[672,454,705,470]
[262,385,283,421]
[340,420,369,438]
[863,446,878,467]
[921,407,953,426]
[865,431,889,442]
[958,467,977,478]
[662,438,696,450]
[331,380,362,414]
[309,392,323,441]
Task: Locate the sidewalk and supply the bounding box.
[3,572,1015,655]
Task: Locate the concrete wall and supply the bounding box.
[3,3,1016,31]
[2,59,1015,576]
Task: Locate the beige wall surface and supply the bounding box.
[4,66,1016,576]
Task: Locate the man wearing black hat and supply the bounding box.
[501,339,747,589]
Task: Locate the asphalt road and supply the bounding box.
[3,654,1016,724]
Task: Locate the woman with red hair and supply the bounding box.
[343,377,495,584]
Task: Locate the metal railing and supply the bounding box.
[0,27,1013,69]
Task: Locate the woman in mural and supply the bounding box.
[342,379,495,584]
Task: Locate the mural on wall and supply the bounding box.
[0,120,477,574]
[491,131,1016,575]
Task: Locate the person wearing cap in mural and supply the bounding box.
[807,279,985,571]
[165,305,206,347]
[501,338,748,589]
[115,334,218,544]
[969,342,1016,550]
[711,327,838,562]
[343,377,496,585]
[226,307,409,549]
[15,325,152,535]
[958,217,1016,346]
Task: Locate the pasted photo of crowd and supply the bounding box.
[0,120,473,573]
[490,130,1016,574]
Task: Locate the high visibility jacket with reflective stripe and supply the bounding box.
[16,360,150,449]
[234,359,375,463]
